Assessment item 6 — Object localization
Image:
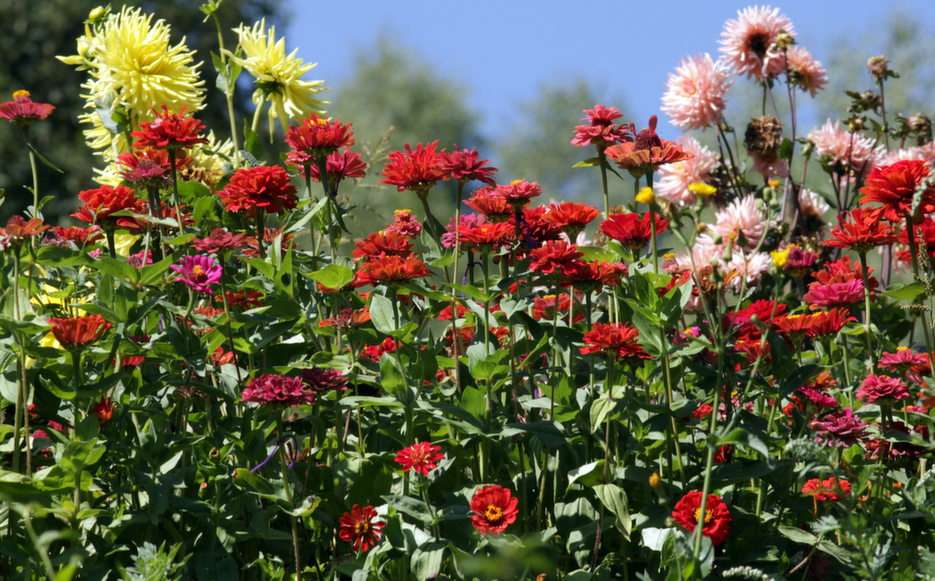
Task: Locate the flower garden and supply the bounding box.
[1,3,935,579]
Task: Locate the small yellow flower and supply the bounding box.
[767,178,782,189]
[771,247,791,268]
[635,186,655,204]
[687,181,717,198]
[648,472,662,489]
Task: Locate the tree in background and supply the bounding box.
[496,80,629,205]
[0,0,283,221]
[330,38,482,233]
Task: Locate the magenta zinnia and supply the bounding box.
[241,374,315,406]
[170,254,222,294]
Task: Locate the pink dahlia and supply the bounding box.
[725,251,771,290]
[719,5,795,80]
[170,254,222,294]
[655,136,719,207]
[784,46,827,96]
[715,195,768,247]
[661,53,732,130]
[856,374,910,404]
[242,374,314,406]
[810,409,867,447]
[807,120,881,174]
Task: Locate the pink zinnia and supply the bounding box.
[715,195,768,247]
[170,254,222,294]
[856,374,910,404]
[442,213,486,249]
[807,120,881,174]
[655,136,719,207]
[719,5,796,80]
[570,104,632,148]
[784,46,827,96]
[242,374,314,406]
[810,409,867,447]
[803,279,865,308]
[661,53,732,130]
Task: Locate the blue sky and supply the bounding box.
[286,1,934,138]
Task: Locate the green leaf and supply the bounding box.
[567,460,606,487]
[307,264,354,290]
[589,396,617,433]
[379,354,407,395]
[411,542,446,581]
[573,157,600,168]
[93,256,138,284]
[593,483,630,538]
[885,281,926,302]
[370,293,397,335]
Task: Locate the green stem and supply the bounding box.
[858,252,875,369]
[212,14,240,153]
[28,149,39,217]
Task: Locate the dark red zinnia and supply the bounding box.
[601,212,669,250]
[338,504,384,552]
[671,490,732,546]
[580,323,650,359]
[380,141,449,192]
[241,374,314,406]
[218,165,297,215]
[132,107,206,151]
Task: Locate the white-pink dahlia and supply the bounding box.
[715,195,768,247]
[807,120,882,172]
[655,136,720,207]
[725,250,771,290]
[719,5,796,80]
[661,53,732,130]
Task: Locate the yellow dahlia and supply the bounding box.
[229,19,326,138]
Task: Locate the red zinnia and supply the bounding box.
[352,231,412,260]
[810,408,867,447]
[529,240,582,275]
[0,90,54,123]
[132,107,206,150]
[601,212,669,250]
[338,504,384,552]
[443,148,497,185]
[605,115,692,177]
[386,209,423,238]
[2,216,48,241]
[773,308,854,338]
[241,374,314,406]
[570,104,633,148]
[117,149,174,185]
[469,485,519,535]
[72,185,147,230]
[285,114,354,167]
[860,159,935,221]
[353,254,431,287]
[49,225,102,246]
[381,141,449,192]
[522,206,563,243]
[299,368,349,394]
[856,374,910,404]
[496,179,543,207]
[801,476,852,502]
[459,221,515,248]
[308,150,368,182]
[580,323,650,359]
[218,165,297,215]
[465,187,512,220]
[532,293,584,323]
[671,490,732,546]
[823,208,895,252]
[49,315,110,348]
[93,397,115,424]
[560,259,627,287]
[542,202,600,235]
[394,441,445,476]
[193,228,251,254]
[726,299,787,338]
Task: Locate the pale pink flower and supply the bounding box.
[784,46,827,96]
[655,136,719,207]
[719,5,795,80]
[807,120,882,173]
[661,54,732,130]
[725,251,771,289]
[669,233,723,292]
[878,142,935,167]
[797,188,830,219]
[715,195,768,247]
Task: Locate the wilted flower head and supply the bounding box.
[661,54,732,130]
[170,254,222,294]
[797,188,830,220]
[230,19,326,135]
[784,46,827,96]
[719,5,795,80]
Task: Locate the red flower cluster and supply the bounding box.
[49,225,101,246]
[49,314,110,348]
[570,104,633,148]
[360,337,400,362]
[810,408,867,447]
[459,221,515,249]
[601,212,669,250]
[470,485,519,535]
[529,240,583,275]
[671,490,732,546]
[308,150,367,183]
[803,256,874,308]
[532,293,584,323]
[860,160,935,221]
[217,166,297,215]
[72,185,147,230]
[132,107,206,150]
[580,323,650,359]
[394,441,444,475]
[801,476,852,502]
[856,374,910,404]
[241,374,314,406]
[353,254,431,287]
[338,504,384,552]
[381,141,450,192]
[496,179,542,207]
[465,187,512,219]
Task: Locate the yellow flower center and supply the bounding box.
[635,186,655,204]
[354,521,370,534]
[12,89,30,99]
[192,265,204,276]
[510,179,523,186]
[687,181,717,197]
[484,504,503,522]
[694,507,714,524]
